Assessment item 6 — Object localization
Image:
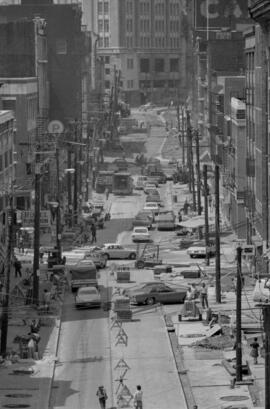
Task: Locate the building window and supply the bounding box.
[127,58,134,69]
[153,80,166,88]
[140,58,150,73]
[170,58,179,72]
[127,18,133,32]
[104,37,109,47]
[104,1,109,13]
[56,38,67,55]
[99,37,104,47]
[104,20,109,32]
[98,1,103,14]
[98,20,103,32]
[127,80,134,89]
[4,152,8,168]
[105,68,110,75]
[105,80,110,89]
[126,36,133,48]
[155,58,164,72]
[105,56,110,64]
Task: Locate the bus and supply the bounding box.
[112,172,133,195]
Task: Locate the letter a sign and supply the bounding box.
[48,120,64,134]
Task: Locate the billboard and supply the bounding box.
[194,0,251,30]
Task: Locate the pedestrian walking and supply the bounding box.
[250,337,260,364]
[91,223,97,243]
[42,289,51,312]
[96,385,108,409]
[200,282,209,309]
[27,335,35,359]
[134,385,143,409]
[14,257,22,278]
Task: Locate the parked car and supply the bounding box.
[126,282,187,305]
[156,212,176,230]
[101,243,137,260]
[132,226,151,242]
[144,183,157,194]
[143,202,160,215]
[134,176,147,190]
[146,194,163,207]
[132,212,153,229]
[187,241,216,258]
[77,246,107,268]
[75,286,101,309]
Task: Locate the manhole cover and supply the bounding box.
[220,396,249,402]
[3,405,30,408]
[5,394,32,398]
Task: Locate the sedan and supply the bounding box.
[144,183,157,194]
[132,213,153,229]
[143,202,160,215]
[126,282,187,305]
[75,286,101,309]
[187,241,216,258]
[132,227,151,242]
[101,243,137,260]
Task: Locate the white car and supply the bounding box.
[75,286,101,308]
[144,183,157,194]
[101,243,137,260]
[132,227,151,242]
[143,202,160,215]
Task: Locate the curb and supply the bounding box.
[160,310,196,409]
[43,288,65,409]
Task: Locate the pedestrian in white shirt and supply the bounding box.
[134,385,143,409]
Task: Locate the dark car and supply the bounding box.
[126,282,187,305]
[132,213,153,229]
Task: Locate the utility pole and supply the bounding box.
[181,106,185,166]
[215,164,221,303]
[56,145,61,264]
[190,145,196,212]
[67,148,72,228]
[263,304,270,409]
[33,163,41,305]
[236,246,243,382]
[203,165,210,266]
[0,190,14,355]
[73,120,78,225]
[186,110,192,192]
[195,130,202,215]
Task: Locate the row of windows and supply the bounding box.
[104,78,180,91]
[0,149,13,172]
[139,1,150,15]
[98,1,109,14]
[140,79,181,88]
[127,58,134,69]
[98,37,110,48]
[0,121,13,134]
[140,57,179,73]
[98,19,109,33]
[126,18,180,34]
[126,1,133,15]
[124,36,180,49]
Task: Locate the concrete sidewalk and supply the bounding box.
[0,266,63,409]
[109,306,189,409]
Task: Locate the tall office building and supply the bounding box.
[83,0,190,106]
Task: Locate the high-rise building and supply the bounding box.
[83,0,190,106]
